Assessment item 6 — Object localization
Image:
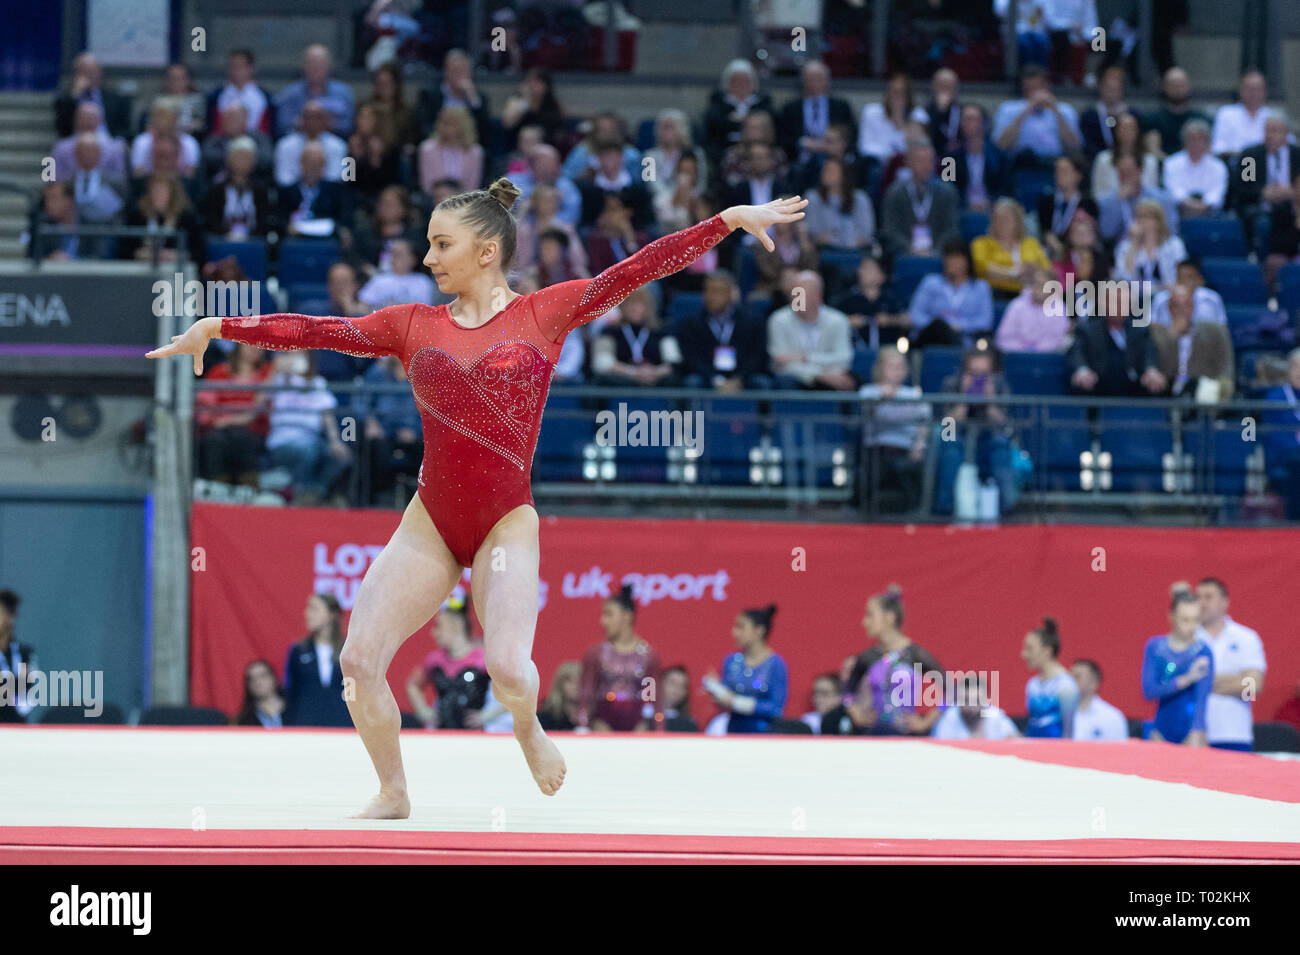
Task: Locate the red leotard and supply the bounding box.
[221,213,732,566]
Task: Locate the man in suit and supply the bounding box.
[202,101,275,184]
[1098,154,1179,245]
[205,48,275,137]
[276,142,353,236]
[767,270,856,390]
[274,43,355,138]
[273,100,347,189]
[946,104,1007,211]
[776,60,856,165]
[1231,116,1300,236]
[68,133,125,257]
[675,271,771,390]
[879,138,960,261]
[578,143,653,230]
[52,102,127,182]
[924,68,963,156]
[724,141,794,210]
[416,48,491,148]
[1079,66,1129,160]
[54,52,131,139]
[1066,284,1167,396]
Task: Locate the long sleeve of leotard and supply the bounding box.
[220,304,416,359]
[531,213,734,343]
[1141,637,1184,701]
[1190,645,1214,733]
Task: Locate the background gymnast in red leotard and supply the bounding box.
[148,178,806,817]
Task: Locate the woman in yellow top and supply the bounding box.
[970,198,1051,296]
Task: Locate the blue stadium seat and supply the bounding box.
[698,397,762,485]
[287,282,330,314]
[992,298,1009,331]
[1224,305,1269,346]
[892,255,942,304]
[769,397,856,489]
[851,346,879,384]
[745,296,772,324]
[1021,405,1090,491]
[207,238,268,283]
[609,396,676,482]
[667,291,704,322]
[737,244,758,300]
[1253,209,1273,261]
[920,345,963,392]
[636,117,656,151]
[1277,263,1300,314]
[1180,218,1247,259]
[1002,351,1066,396]
[535,395,592,482]
[818,246,864,278]
[279,239,339,286]
[1212,428,1255,495]
[960,210,990,243]
[1013,168,1053,214]
[1099,406,1171,492]
[1201,257,1268,307]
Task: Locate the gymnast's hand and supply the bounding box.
[146,316,222,375]
[720,196,808,252]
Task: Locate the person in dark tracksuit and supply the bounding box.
[282,592,353,727]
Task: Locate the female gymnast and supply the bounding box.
[147,177,806,817]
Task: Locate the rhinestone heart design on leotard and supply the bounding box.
[408,339,553,472]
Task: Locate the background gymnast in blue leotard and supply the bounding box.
[1141,584,1214,746]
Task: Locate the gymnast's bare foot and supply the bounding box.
[350,788,410,819]
[516,716,566,796]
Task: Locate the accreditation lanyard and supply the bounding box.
[621,325,650,364]
[907,182,932,222]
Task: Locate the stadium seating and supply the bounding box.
[697,397,762,485]
[960,210,990,244]
[1201,256,1269,306]
[207,238,268,282]
[1002,351,1066,396]
[851,346,879,384]
[667,290,704,322]
[279,238,340,286]
[535,394,593,482]
[891,255,942,305]
[1098,405,1172,492]
[919,345,962,393]
[1180,217,1247,258]
[1277,263,1300,313]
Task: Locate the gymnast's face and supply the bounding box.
[1020,631,1047,670]
[424,210,501,294]
[731,615,762,651]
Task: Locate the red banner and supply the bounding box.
[190,502,1299,727]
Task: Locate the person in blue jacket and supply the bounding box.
[702,604,789,733]
[1142,584,1213,745]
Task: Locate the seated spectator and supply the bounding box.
[858,346,930,512]
[876,119,930,197]
[29,183,81,261]
[1091,113,1161,198]
[274,100,347,188]
[196,342,270,488]
[512,143,581,227]
[1142,585,1214,745]
[404,606,486,730]
[1038,153,1098,256]
[652,151,705,234]
[834,255,905,349]
[795,121,874,195]
[276,142,352,237]
[800,673,842,734]
[879,138,960,261]
[233,660,285,728]
[992,64,1082,166]
[1232,115,1298,246]
[346,184,424,278]
[778,60,857,165]
[1052,208,1100,285]
[931,673,1020,740]
[124,173,201,263]
[537,662,583,733]
[265,351,352,505]
[1162,120,1229,218]
[1150,259,1226,325]
[591,287,675,388]
[947,104,1007,211]
[1063,243,1110,319]
[857,72,929,164]
[275,43,355,138]
[753,218,818,299]
[676,271,771,391]
[1070,659,1129,741]
[1022,617,1079,738]
[1144,67,1209,159]
[202,138,270,239]
[1151,285,1235,399]
[1113,199,1187,290]
[995,265,1070,352]
[347,102,402,214]
[418,105,483,196]
[562,111,642,184]
[720,111,792,189]
[207,48,273,137]
[703,59,775,168]
[1264,169,1300,286]
[499,67,566,154]
[1080,66,1129,159]
[130,99,200,177]
[803,157,875,251]
[1262,348,1300,520]
[358,238,434,307]
[360,62,417,153]
[1211,70,1273,159]
[580,143,653,230]
[281,592,352,727]
[68,133,126,245]
[359,354,422,500]
[201,102,274,184]
[923,67,963,156]
[131,132,203,210]
[516,182,588,275]
[54,52,131,139]
[584,192,651,274]
[416,49,490,150]
[0,589,35,722]
[532,227,584,289]
[993,0,1051,71]
[661,666,700,732]
[823,585,944,736]
[1098,153,1180,245]
[158,62,205,137]
[935,346,1018,514]
[577,586,663,732]
[1066,285,1167,395]
[767,270,855,390]
[702,605,789,734]
[723,141,794,227]
[52,101,127,182]
[645,108,709,200]
[910,240,995,346]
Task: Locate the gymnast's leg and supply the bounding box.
[340,493,462,818]
[471,504,566,796]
